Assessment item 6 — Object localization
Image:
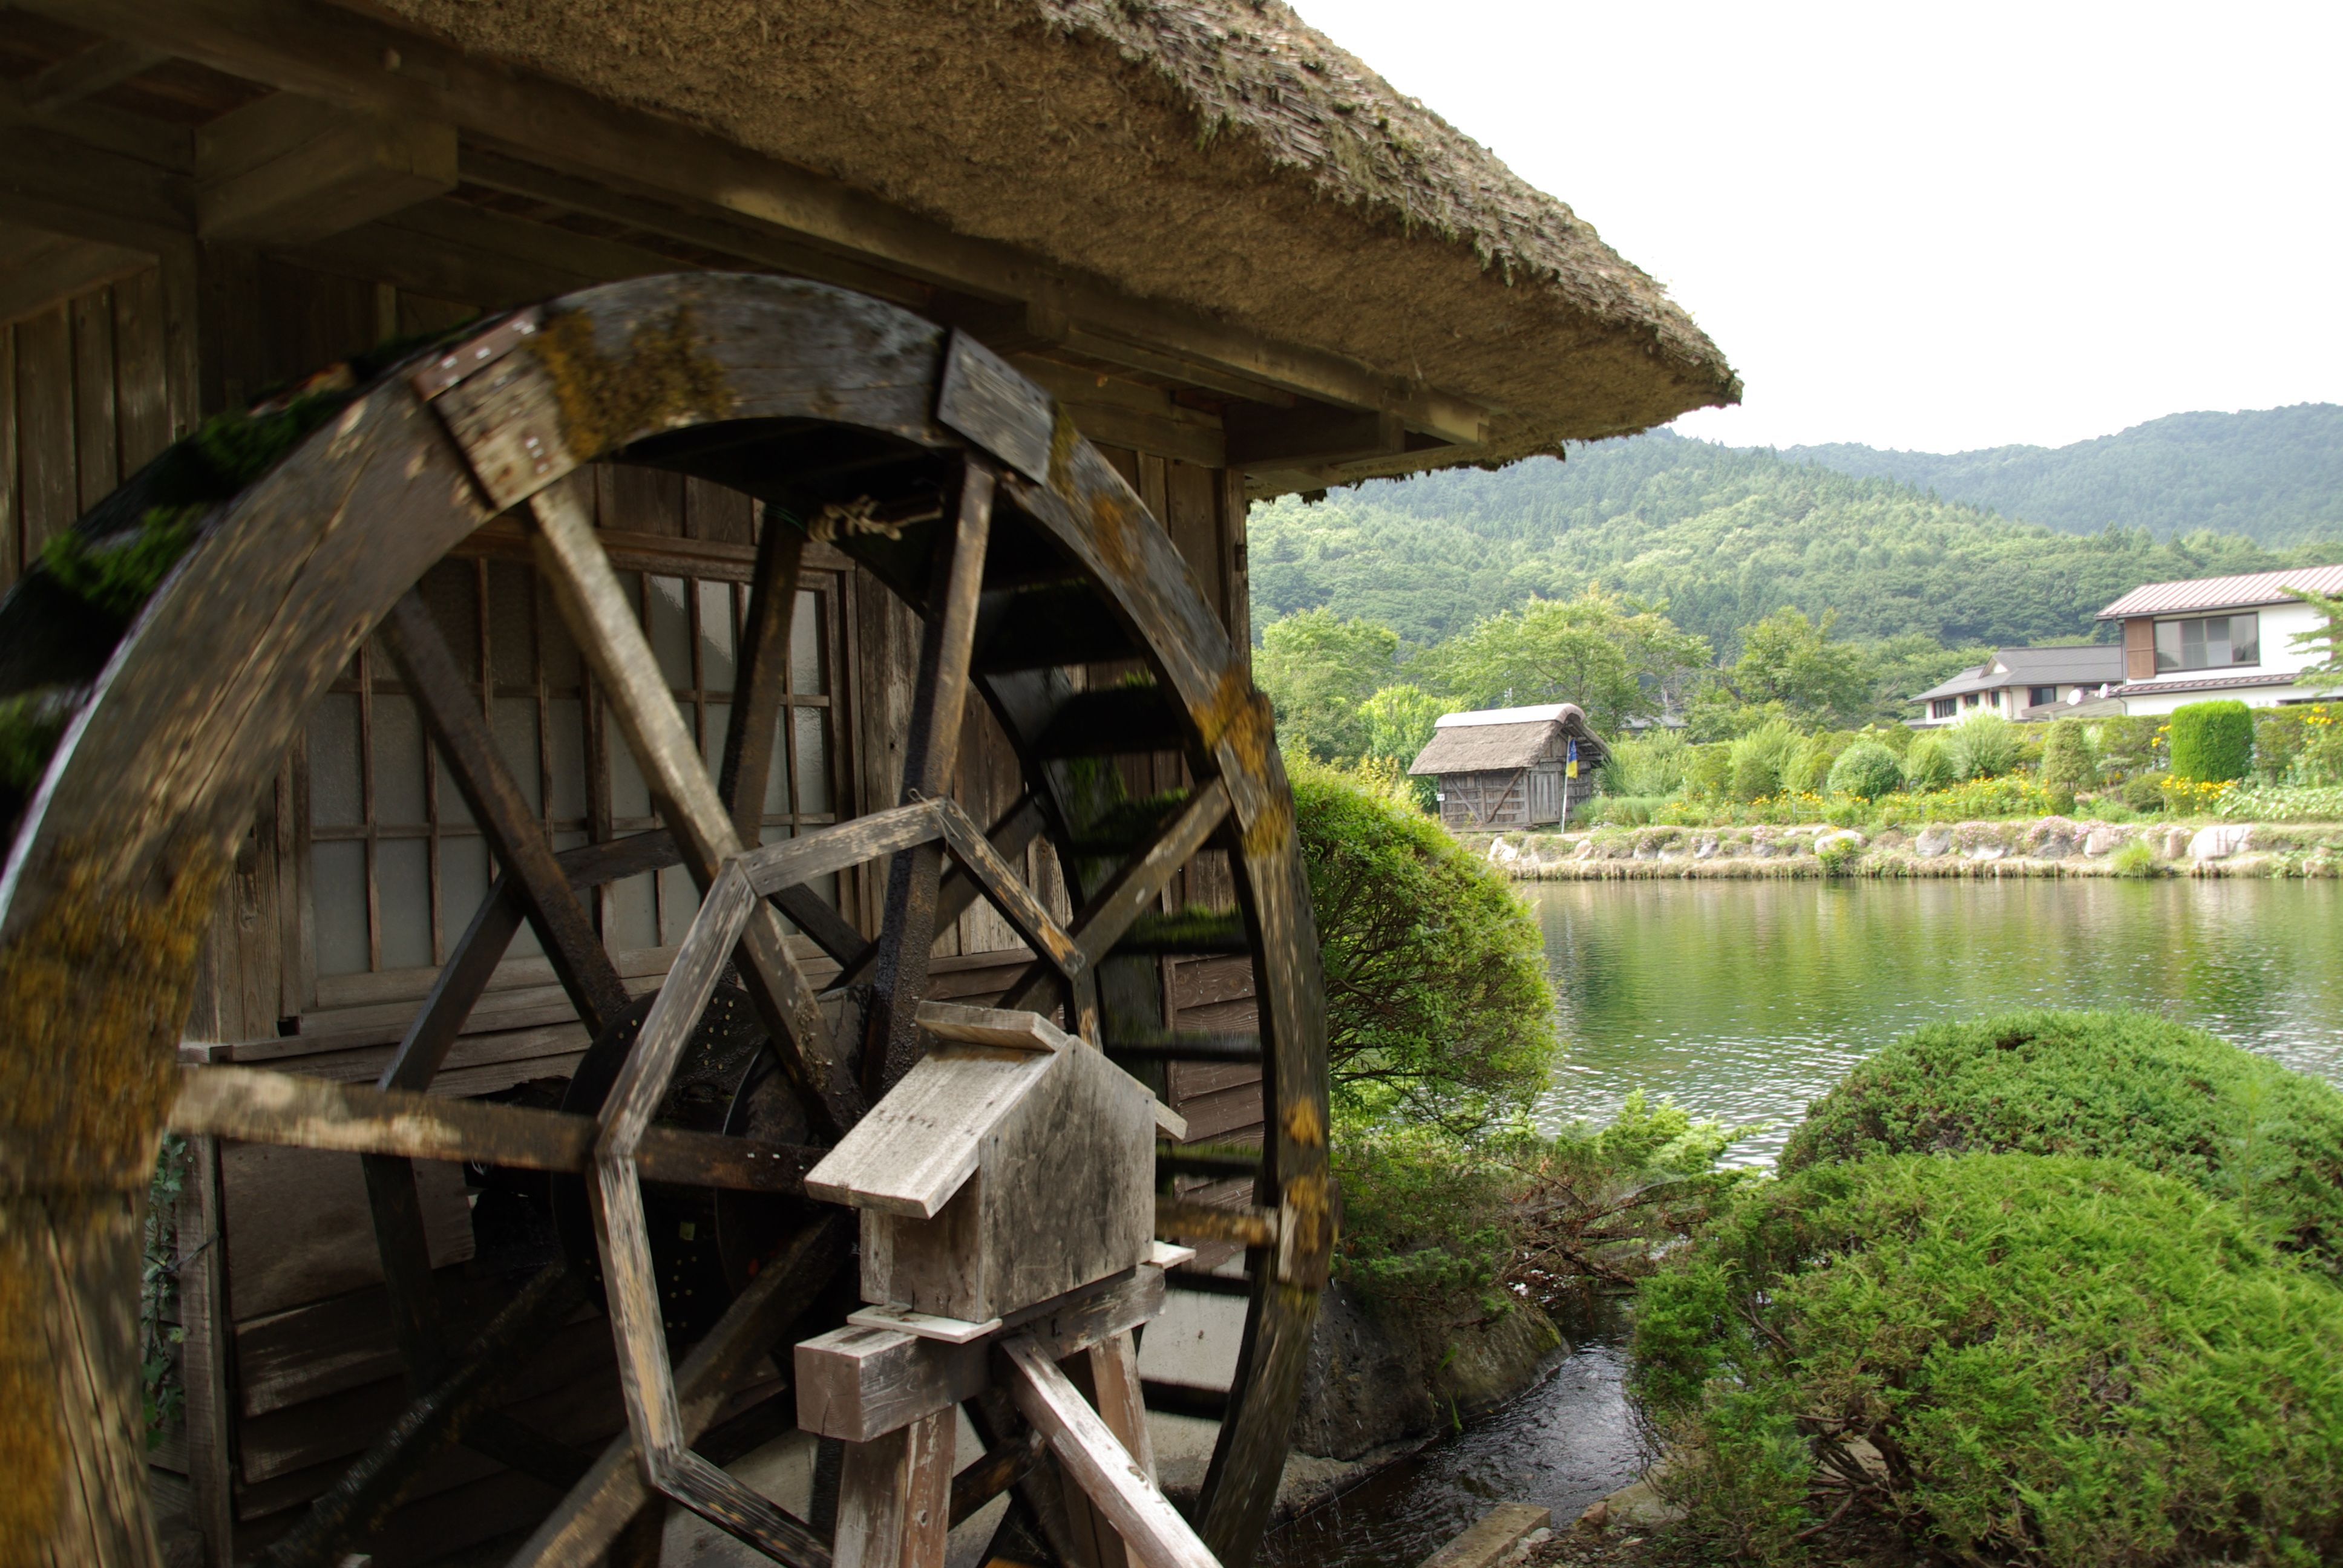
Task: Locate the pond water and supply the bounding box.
[1267,877,2342,1568]
[1530,877,2343,1166]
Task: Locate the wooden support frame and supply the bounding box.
[1001,1337,1219,1568]
[795,1263,1168,1445]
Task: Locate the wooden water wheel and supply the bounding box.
[0,275,1329,1568]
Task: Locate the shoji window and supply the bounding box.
[304,551,845,1002]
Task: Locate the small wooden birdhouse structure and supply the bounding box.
[808,1002,1176,1327]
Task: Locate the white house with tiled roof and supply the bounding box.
[2094,564,2343,715]
[1909,645,2127,727]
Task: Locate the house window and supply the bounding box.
[1962,693,1980,709]
[2154,613,2259,673]
[1931,698,1958,719]
[2029,685,2059,707]
[305,554,843,995]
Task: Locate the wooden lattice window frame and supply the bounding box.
[297,526,853,1021]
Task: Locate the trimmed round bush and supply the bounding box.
[1780,1009,2343,1260]
[1633,1152,2343,1566]
[2124,769,2169,811]
[2170,698,2254,782]
[1901,734,1955,791]
[1824,740,1901,800]
[1290,759,1557,1129]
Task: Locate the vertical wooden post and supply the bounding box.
[833,1410,954,1568]
[177,1135,235,1567]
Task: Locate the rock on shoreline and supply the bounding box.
[1465,818,2343,880]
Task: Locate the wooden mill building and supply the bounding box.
[0,1,1733,1561]
[1409,703,1610,830]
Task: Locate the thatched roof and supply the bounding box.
[1408,703,1607,774]
[369,0,1739,470]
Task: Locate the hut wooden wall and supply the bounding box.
[0,246,1260,1563]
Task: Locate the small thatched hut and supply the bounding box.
[1409,703,1608,829]
[1,2,1728,1562]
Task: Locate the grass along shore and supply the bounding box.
[1462,816,2343,880]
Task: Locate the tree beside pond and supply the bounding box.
[1290,756,1558,1131]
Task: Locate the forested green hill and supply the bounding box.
[1247,432,2343,658]
[1783,405,2343,546]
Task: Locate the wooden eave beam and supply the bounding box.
[0,222,154,328]
[0,120,191,252]
[11,38,168,114]
[195,90,457,244]
[33,0,1495,445]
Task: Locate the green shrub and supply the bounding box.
[2045,779,2075,815]
[1292,759,1558,1131]
[2124,769,2169,811]
[1337,1095,1749,1320]
[1684,742,1732,800]
[1726,718,1803,802]
[1781,737,1831,794]
[1601,730,1689,797]
[2040,717,2099,788]
[2251,702,2343,785]
[1943,710,2020,779]
[2094,713,2164,779]
[1900,733,1955,791]
[1591,794,1666,827]
[1633,1152,2343,1566]
[2111,838,2157,877]
[1780,1009,2343,1260]
[2170,699,2255,782]
[1824,740,1901,800]
[2218,783,2343,823]
[1872,722,1916,756]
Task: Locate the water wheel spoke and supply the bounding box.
[381,588,632,1038]
[528,477,865,1138]
[718,517,876,972]
[506,1217,847,1568]
[932,795,1082,979]
[169,1063,819,1192]
[833,794,1044,991]
[258,1263,584,1568]
[1001,782,1230,1013]
[864,459,997,1094]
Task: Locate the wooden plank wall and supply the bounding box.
[0,266,181,591]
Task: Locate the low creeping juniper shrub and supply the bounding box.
[1633,1152,2343,1566]
[1780,1009,2343,1263]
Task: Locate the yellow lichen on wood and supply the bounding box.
[529,304,734,462]
[0,841,223,1195]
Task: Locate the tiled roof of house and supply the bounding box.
[1910,645,2123,704]
[2098,564,2343,619]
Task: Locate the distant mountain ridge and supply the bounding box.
[1249,431,2343,658]
[1780,404,2343,547]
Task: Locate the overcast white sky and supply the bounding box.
[1293,1,2343,454]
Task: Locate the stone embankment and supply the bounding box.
[1464,818,2343,880]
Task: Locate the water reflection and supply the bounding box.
[1530,879,2343,1166]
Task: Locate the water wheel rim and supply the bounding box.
[0,273,1328,1567]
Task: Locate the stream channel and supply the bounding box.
[1263,877,2343,1568]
